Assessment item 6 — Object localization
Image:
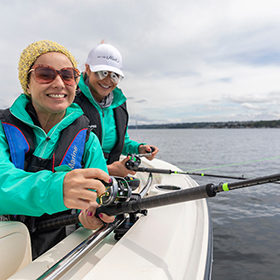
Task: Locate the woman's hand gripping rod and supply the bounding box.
[36,176,133,232]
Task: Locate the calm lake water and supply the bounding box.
[128,128,280,280]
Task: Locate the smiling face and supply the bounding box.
[27,52,77,122]
[85,64,117,102]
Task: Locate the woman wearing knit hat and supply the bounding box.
[75,42,159,177]
[0,40,114,259]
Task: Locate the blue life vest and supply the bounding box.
[0,108,90,171]
[0,108,91,259]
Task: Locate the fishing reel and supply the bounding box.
[125,154,141,171]
[125,147,155,171]
[98,176,132,206]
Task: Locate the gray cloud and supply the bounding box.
[241,103,266,110]
[134,99,147,104]
[227,91,280,104]
[129,113,160,123]
[1,1,280,122]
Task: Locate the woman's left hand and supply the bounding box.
[138,145,159,160]
[78,202,115,230]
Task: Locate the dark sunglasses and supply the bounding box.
[29,64,80,86]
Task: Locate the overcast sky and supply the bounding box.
[1,0,280,125]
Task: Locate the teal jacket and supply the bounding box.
[0,94,108,216]
[77,74,142,159]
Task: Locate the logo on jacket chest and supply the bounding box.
[89,124,97,129]
[68,145,78,169]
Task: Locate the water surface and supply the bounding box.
[128,128,280,280]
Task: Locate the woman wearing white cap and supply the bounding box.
[75,42,159,177]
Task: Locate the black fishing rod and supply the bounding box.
[125,153,280,183]
[95,172,280,216]
[138,167,247,180]
[37,172,280,231]
[137,168,280,183]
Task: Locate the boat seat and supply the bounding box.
[0,221,32,280]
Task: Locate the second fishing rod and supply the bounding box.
[125,153,280,183]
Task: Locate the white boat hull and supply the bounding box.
[4,158,213,280]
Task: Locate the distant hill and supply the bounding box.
[128,120,280,129]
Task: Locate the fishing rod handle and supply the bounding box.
[96,183,216,216]
[36,213,80,232]
[36,210,107,232]
[137,167,172,174]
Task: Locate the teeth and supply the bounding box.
[100,84,110,89]
[48,94,65,98]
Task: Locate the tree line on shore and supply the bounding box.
[129,120,280,129]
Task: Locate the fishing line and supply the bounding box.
[125,155,280,183]
[178,156,280,173]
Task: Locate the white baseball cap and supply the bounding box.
[86,43,124,78]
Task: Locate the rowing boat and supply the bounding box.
[1,157,213,280]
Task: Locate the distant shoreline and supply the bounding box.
[128,120,280,129]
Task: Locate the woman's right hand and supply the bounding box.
[63,168,110,210]
[107,156,136,177]
[78,202,115,230]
